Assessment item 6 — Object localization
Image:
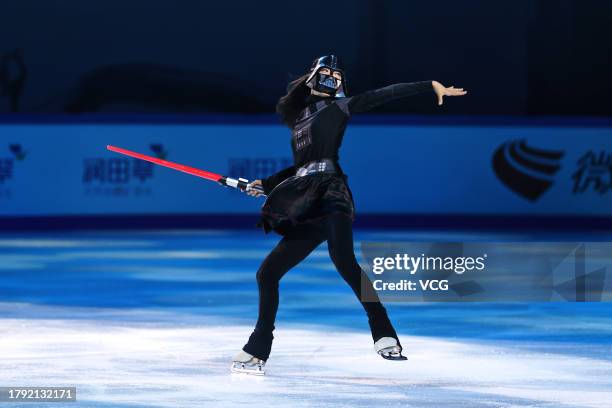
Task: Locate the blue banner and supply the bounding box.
[1,122,611,216]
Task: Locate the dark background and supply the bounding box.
[1,0,611,116]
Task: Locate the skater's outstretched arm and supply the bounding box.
[338,80,467,114]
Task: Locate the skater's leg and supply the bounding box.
[243,232,324,360]
[324,213,401,346]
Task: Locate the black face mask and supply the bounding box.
[305,55,348,98]
[312,70,342,95]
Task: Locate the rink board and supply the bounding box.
[1,120,611,216]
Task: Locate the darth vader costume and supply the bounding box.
[239,55,433,364]
[258,55,433,237]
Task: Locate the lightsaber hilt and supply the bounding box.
[218,176,266,196]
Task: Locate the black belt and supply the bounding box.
[295,159,337,177]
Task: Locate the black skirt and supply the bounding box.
[257,173,355,236]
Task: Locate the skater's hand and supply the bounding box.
[246,180,264,197]
[432,81,467,106]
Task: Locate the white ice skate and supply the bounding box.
[231,350,266,375]
[374,337,407,361]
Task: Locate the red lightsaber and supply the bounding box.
[106,145,265,196]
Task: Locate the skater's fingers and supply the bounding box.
[447,86,467,96]
[246,180,264,197]
[247,189,263,197]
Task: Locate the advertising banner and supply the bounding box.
[1,122,611,216]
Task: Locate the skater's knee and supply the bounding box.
[328,245,360,273]
[328,248,343,270]
[256,264,280,288]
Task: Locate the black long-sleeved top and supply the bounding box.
[261,81,434,194]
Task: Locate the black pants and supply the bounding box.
[243,213,399,360]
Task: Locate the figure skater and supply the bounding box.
[231,55,467,375]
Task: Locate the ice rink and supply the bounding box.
[1,230,611,407]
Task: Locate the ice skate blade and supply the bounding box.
[378,352,408,361]
[230,363,265,376]
[230,367,265,376]
[380,354,408,361]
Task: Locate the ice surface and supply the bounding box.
[1,305,611,408]
[0,230,611,407]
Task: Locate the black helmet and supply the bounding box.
[305,54,347,97]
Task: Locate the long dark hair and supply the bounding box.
[276,73,310,128]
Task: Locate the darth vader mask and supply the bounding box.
[305,54,347,97]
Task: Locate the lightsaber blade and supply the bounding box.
[106,145,265,195]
